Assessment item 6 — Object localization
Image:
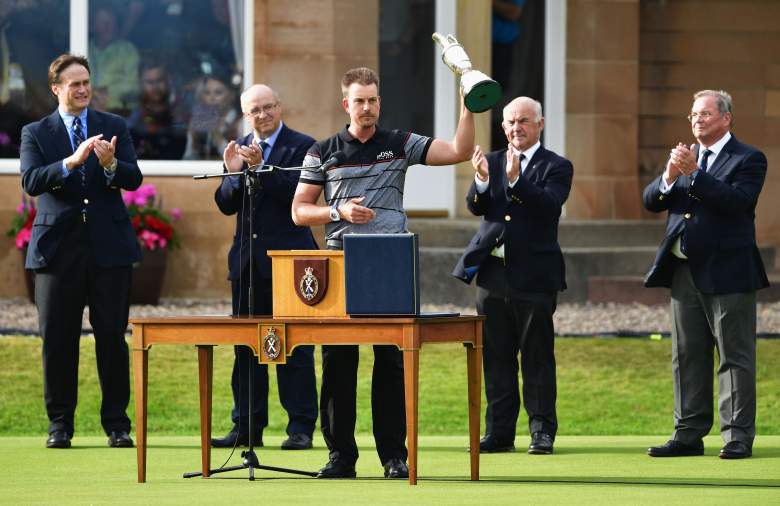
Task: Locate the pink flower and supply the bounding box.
[133,195,149,206]
[16,203,26,214]
[171,208,182,220]
[15,228,31,249]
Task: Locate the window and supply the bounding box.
[378,0,435,135]
[0,0,248,168]
[0,0,70,158]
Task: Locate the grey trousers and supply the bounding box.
[670,262,756,447]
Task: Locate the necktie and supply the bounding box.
[518,153,526,174]
[72,117,86,186]
[259,140,270,161]
[699,149,712,173]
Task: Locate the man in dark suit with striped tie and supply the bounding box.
[20,54,143,449]
[452,96,573,456]
[212,84,318,450]
[644,90,769,459]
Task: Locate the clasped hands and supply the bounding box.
[223,140,265,173]
[65,134,117,170]
[664,143,698,184]
[471,145,520,185]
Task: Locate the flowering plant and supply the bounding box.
[6,195,36,250]
[123,183,182,250]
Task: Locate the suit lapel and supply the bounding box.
[523,146,547,181]
[706,136,735,180]
[267,125,291,166]
[44,110,74,160]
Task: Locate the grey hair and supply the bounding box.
[693,89,732,116]
[503,97,543,122]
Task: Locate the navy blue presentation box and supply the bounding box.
[343,233,420,316]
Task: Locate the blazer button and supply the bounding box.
[683,212,691,219]
[83,198,89,204]
[252,233,258,239]
[504,215,511,222]
[659,195,665,201]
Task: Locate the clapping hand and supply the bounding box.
[505,146,520,184]
[65,134,103,170]
[471,145,489,182]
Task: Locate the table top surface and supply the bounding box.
[129,314,483,325]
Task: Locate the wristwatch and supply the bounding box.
[104,158,118,173]
[329,205,340,222]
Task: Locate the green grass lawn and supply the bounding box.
[1,435,778,505]
[1,335,779,438]
[2,336,780,505]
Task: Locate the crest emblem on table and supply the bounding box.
[293,258,328,305]
[262,327,281,360]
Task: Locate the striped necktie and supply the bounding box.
[72,117,86,186]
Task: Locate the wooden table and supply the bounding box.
[130,315,483,485]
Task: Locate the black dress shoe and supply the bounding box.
[647,439,704,457]
[316,456,356,479]
[108,431,134,448]
[281,433,312,450]
[46,431,71,449]
[479,435,515,453]
[383,458,409,479]
[528,432,554,455]
[719,440,752,459]
[210,428,263,448]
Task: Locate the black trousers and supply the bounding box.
[476,257,558,441]
[35,220,132,437]
[229,270,317,437]
[319,344,407,465]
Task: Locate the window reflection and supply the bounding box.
[378,0,434,135]
[0,0,69,158]
[90,0,244,161]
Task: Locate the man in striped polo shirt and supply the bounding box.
[292,67,476,479]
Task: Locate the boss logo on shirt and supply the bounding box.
[376,150,395,160]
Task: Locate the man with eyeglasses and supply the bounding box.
[212,84,318,451]
[644,90,769,460]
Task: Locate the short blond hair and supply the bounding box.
[341,67,379,97]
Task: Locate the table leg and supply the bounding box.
[402,347,420,485]
[197,345,214,478]
[466,342,482,481]
[133,346,148,483]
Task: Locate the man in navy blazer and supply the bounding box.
[453,97,572,455]
[20,54,142,449]
[212,84,318,450]
[644,90,768,460]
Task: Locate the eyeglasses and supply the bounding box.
[245,102,278,117]
[687,111,716,122]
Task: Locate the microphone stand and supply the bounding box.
[186,167,317,481]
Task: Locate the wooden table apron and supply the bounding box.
[130,315,484,486]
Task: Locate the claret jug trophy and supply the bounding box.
[432,32,502,113]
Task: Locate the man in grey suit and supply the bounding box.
[643,90,769,459]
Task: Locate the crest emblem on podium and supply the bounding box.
[262,327,281,361]
[293,258,328,306]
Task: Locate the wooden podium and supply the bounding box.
[267,250,347,318]
[130,249,484,485]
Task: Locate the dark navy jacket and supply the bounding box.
[214,125,317,280]
[643,136,768,294]
[453,145,573,293]
[20,109,143,269]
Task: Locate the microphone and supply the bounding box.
[318,151,346,172]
